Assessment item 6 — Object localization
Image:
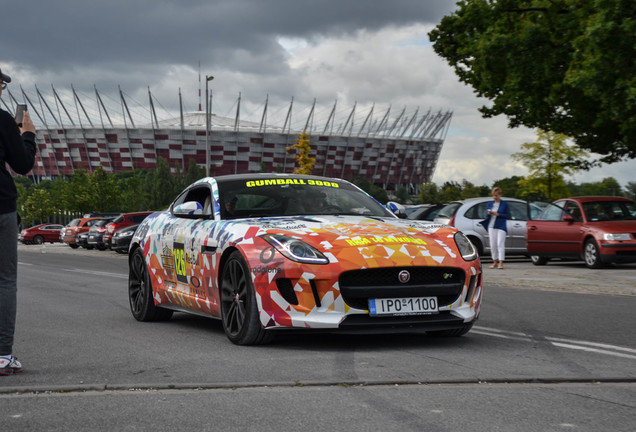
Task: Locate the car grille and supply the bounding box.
[339,267,465,310]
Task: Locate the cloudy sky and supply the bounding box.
[1,0,633,189]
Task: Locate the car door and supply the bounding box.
[527,200,582,255]
[159,184,219,313]
[506,201,530,252]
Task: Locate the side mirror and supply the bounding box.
[386,201,407,218]
[172,201,204,217]
[563,214,574,223]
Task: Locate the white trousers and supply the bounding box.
[489,228,506,261]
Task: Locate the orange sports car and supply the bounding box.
[128,174,483,345]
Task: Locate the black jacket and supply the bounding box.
[0,108,37,214]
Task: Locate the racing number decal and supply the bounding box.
[173,242,188,284]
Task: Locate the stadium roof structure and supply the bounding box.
[2,85,452,189]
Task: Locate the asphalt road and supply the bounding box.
[1,243,635,431]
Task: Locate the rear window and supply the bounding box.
[437,202,462,219]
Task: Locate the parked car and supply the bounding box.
[87,218,117,250]
[76,231,92,249]
[111,224,140,254]
[62,217,104,248]
[434,197,545,256]
[19,224,64,244]
[407,203,447,222]
[527,196,636,268]
[128,174,482,345]
[104,211,153,248]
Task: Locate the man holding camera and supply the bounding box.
[0,68,37,375]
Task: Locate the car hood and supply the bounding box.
[588,220,636,232]
[224,215,461,262]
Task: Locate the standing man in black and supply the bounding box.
[0,68,37,375]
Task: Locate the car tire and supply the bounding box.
[33,235,44,245]
[69,244,79,249]
[584,238,604,269]
[530,255,549,266]
[128,248,173,322]
[220,251,272,345]
[426,322,474,337]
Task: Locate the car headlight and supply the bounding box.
[454,232,478,261]
[262,234,329,265]
[603,233,631,241]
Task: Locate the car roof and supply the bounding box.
[555,196,634,203]
[446,196,526,205]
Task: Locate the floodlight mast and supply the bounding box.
[205,75,214,177]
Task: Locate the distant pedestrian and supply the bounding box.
[479,186,509,269]
[0,68,37,375]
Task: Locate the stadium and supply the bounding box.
[2,85,452,192]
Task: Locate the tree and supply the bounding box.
[625,182,636,201]
[287,131,315,175]
[570,177,623,197]
[184,159,206,186]
[438,181,463,203]
[395,186,410,204]
[512,130,589,200]
[429,0,636,164]
[22,188,56,225]
[418,182,440,204]
[492,176,524,199]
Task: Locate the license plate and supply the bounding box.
[369,297,438,316]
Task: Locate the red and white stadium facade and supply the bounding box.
[2,87,451,190]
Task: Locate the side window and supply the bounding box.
[465,202,487,219]
[538,203,566,221]
[563,201,582,222]
[508,202,527,221]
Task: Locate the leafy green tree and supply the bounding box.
[63,169,97,213]
[492,176,524,199]
[512,130,588,200]
[624,182,636,201]
[90,166,121,212]
[184,159,206,186]
[352,177,389,204]
[148,157,179,210]
[418,182,440,204]
[572,177,623,197]
[438,181,463,203]
[119,171,151,211]
[22,188,56,225]
[395,186,410,204]
[429,0,636,163]
[460,180,489,199]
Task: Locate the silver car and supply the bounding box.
[434,197,544,256]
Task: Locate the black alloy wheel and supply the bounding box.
[128,248,173,321]
[220,251,272,345]
[33,235,44,245]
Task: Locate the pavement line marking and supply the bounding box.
[63,268,127,279]
[470,329,531,342]
[474,326,636,360]
[550,342,636,360]
[546,337,636,355]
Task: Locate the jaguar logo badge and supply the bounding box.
[398,270,410,283]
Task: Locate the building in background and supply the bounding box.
[1,86,451,192]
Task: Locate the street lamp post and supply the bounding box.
[205,75,214,177]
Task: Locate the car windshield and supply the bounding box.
[216,177,393,220]
[582,201,636,221]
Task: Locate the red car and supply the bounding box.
[527,196,636,268]
[103,211,153,248]
[19,224,65,244]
